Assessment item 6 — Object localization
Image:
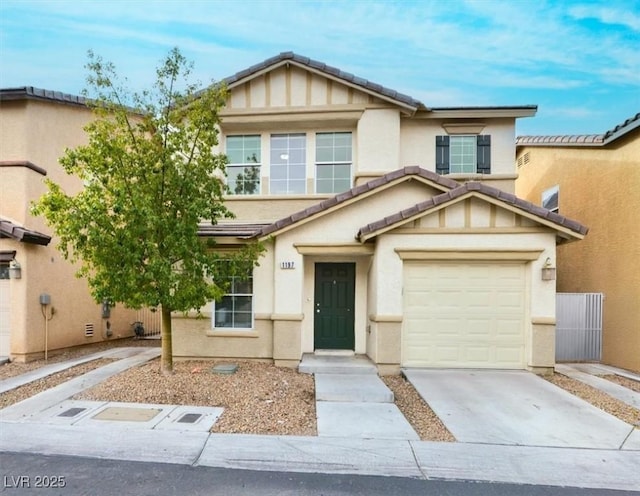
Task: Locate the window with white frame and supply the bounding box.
[315,132,352,194]
[270,133,306,194]
[213,270,254,329]
[449,136,477,173]
[226,135,261,195]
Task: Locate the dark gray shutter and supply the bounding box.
[435,135,450,174]
[476,135,491,174]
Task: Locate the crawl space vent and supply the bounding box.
[85,323,94,337]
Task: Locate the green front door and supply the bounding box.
[314,263,355,350]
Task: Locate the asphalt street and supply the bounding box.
[1,452,638,496]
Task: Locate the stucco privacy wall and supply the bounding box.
[0,98,137,360]
[516,134,640,372]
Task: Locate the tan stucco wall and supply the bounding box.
[218,65,522,225]
[172,314,274,360]
[201,178,560,371]
[516,133,640,372]
[0,99,138,360]
[400,117,518,191]
[374,220,558,371]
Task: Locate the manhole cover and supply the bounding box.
[93,407,162,422]
[58,407,86,418]
[178,413,203,424]
[211,363,239,375]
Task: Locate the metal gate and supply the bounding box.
[556,293,603,361]
[134,307,161,339]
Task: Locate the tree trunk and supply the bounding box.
[160,306,173,375]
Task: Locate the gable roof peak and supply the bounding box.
[356,181,588,242]
[223,52,423,110]
[256,167,459,239]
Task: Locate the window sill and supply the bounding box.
[445,173,518,180]
[223,194,333,201]
[206,329,259,338]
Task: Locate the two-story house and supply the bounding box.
[0,87,138,361]
[170,52,587,374]
[516,113,639,373]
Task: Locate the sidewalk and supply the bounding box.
[2,421,639,491]
[0,350,639,491]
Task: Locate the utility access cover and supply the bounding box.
[211,363,239,375]
[58,407,87,418]
[92,407,162,422]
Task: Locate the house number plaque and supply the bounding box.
[280,261,295,269]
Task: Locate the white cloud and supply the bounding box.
[569,4,640,31]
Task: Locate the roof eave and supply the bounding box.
[428,106,538,119]
[357,187,587,243]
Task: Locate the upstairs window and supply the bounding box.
[315,132,352,194]
[226,135,261,195]
[270,133,306,194]
[436,135,491,175]
[542,185,559,213]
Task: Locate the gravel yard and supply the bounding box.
[0,338,156,381]
[546,373,640,427]
[75,359,317,436]
[2,341,639,438]
[604,374,640,393]
[383,375,455,442]
[0,358,115,409]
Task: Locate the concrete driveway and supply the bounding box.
[403,369,636,449]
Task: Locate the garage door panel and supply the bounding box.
[403,262,526,369]
[467,319,491,336]
[466,346,490,362]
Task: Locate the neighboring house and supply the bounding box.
[516,113,640,373]
[172,52,587,374]
[0,88,138,361]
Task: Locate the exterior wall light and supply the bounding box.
[541,257,556,281]
[9,260,22,279]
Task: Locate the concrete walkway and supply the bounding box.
[404,369,636,449]
[0,347,151,394]
[1,353,639,491]
[556,363,640,409]
[2,422,639,491]
[300,354,419,440]
[0,347,160,421]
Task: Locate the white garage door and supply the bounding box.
[403,262,526,369]
[0,278,10,357]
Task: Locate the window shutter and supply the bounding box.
[476,135,491,174]
[435,135,450,174]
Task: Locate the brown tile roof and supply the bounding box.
[198,223,270,238]
[255,167,460,238]
[0,218,51,245]
[356,181,588,241]
[0,87,88,107]
[223,52,423,110]
[516,112,640,147]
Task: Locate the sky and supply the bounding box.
[1,0,638,136]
